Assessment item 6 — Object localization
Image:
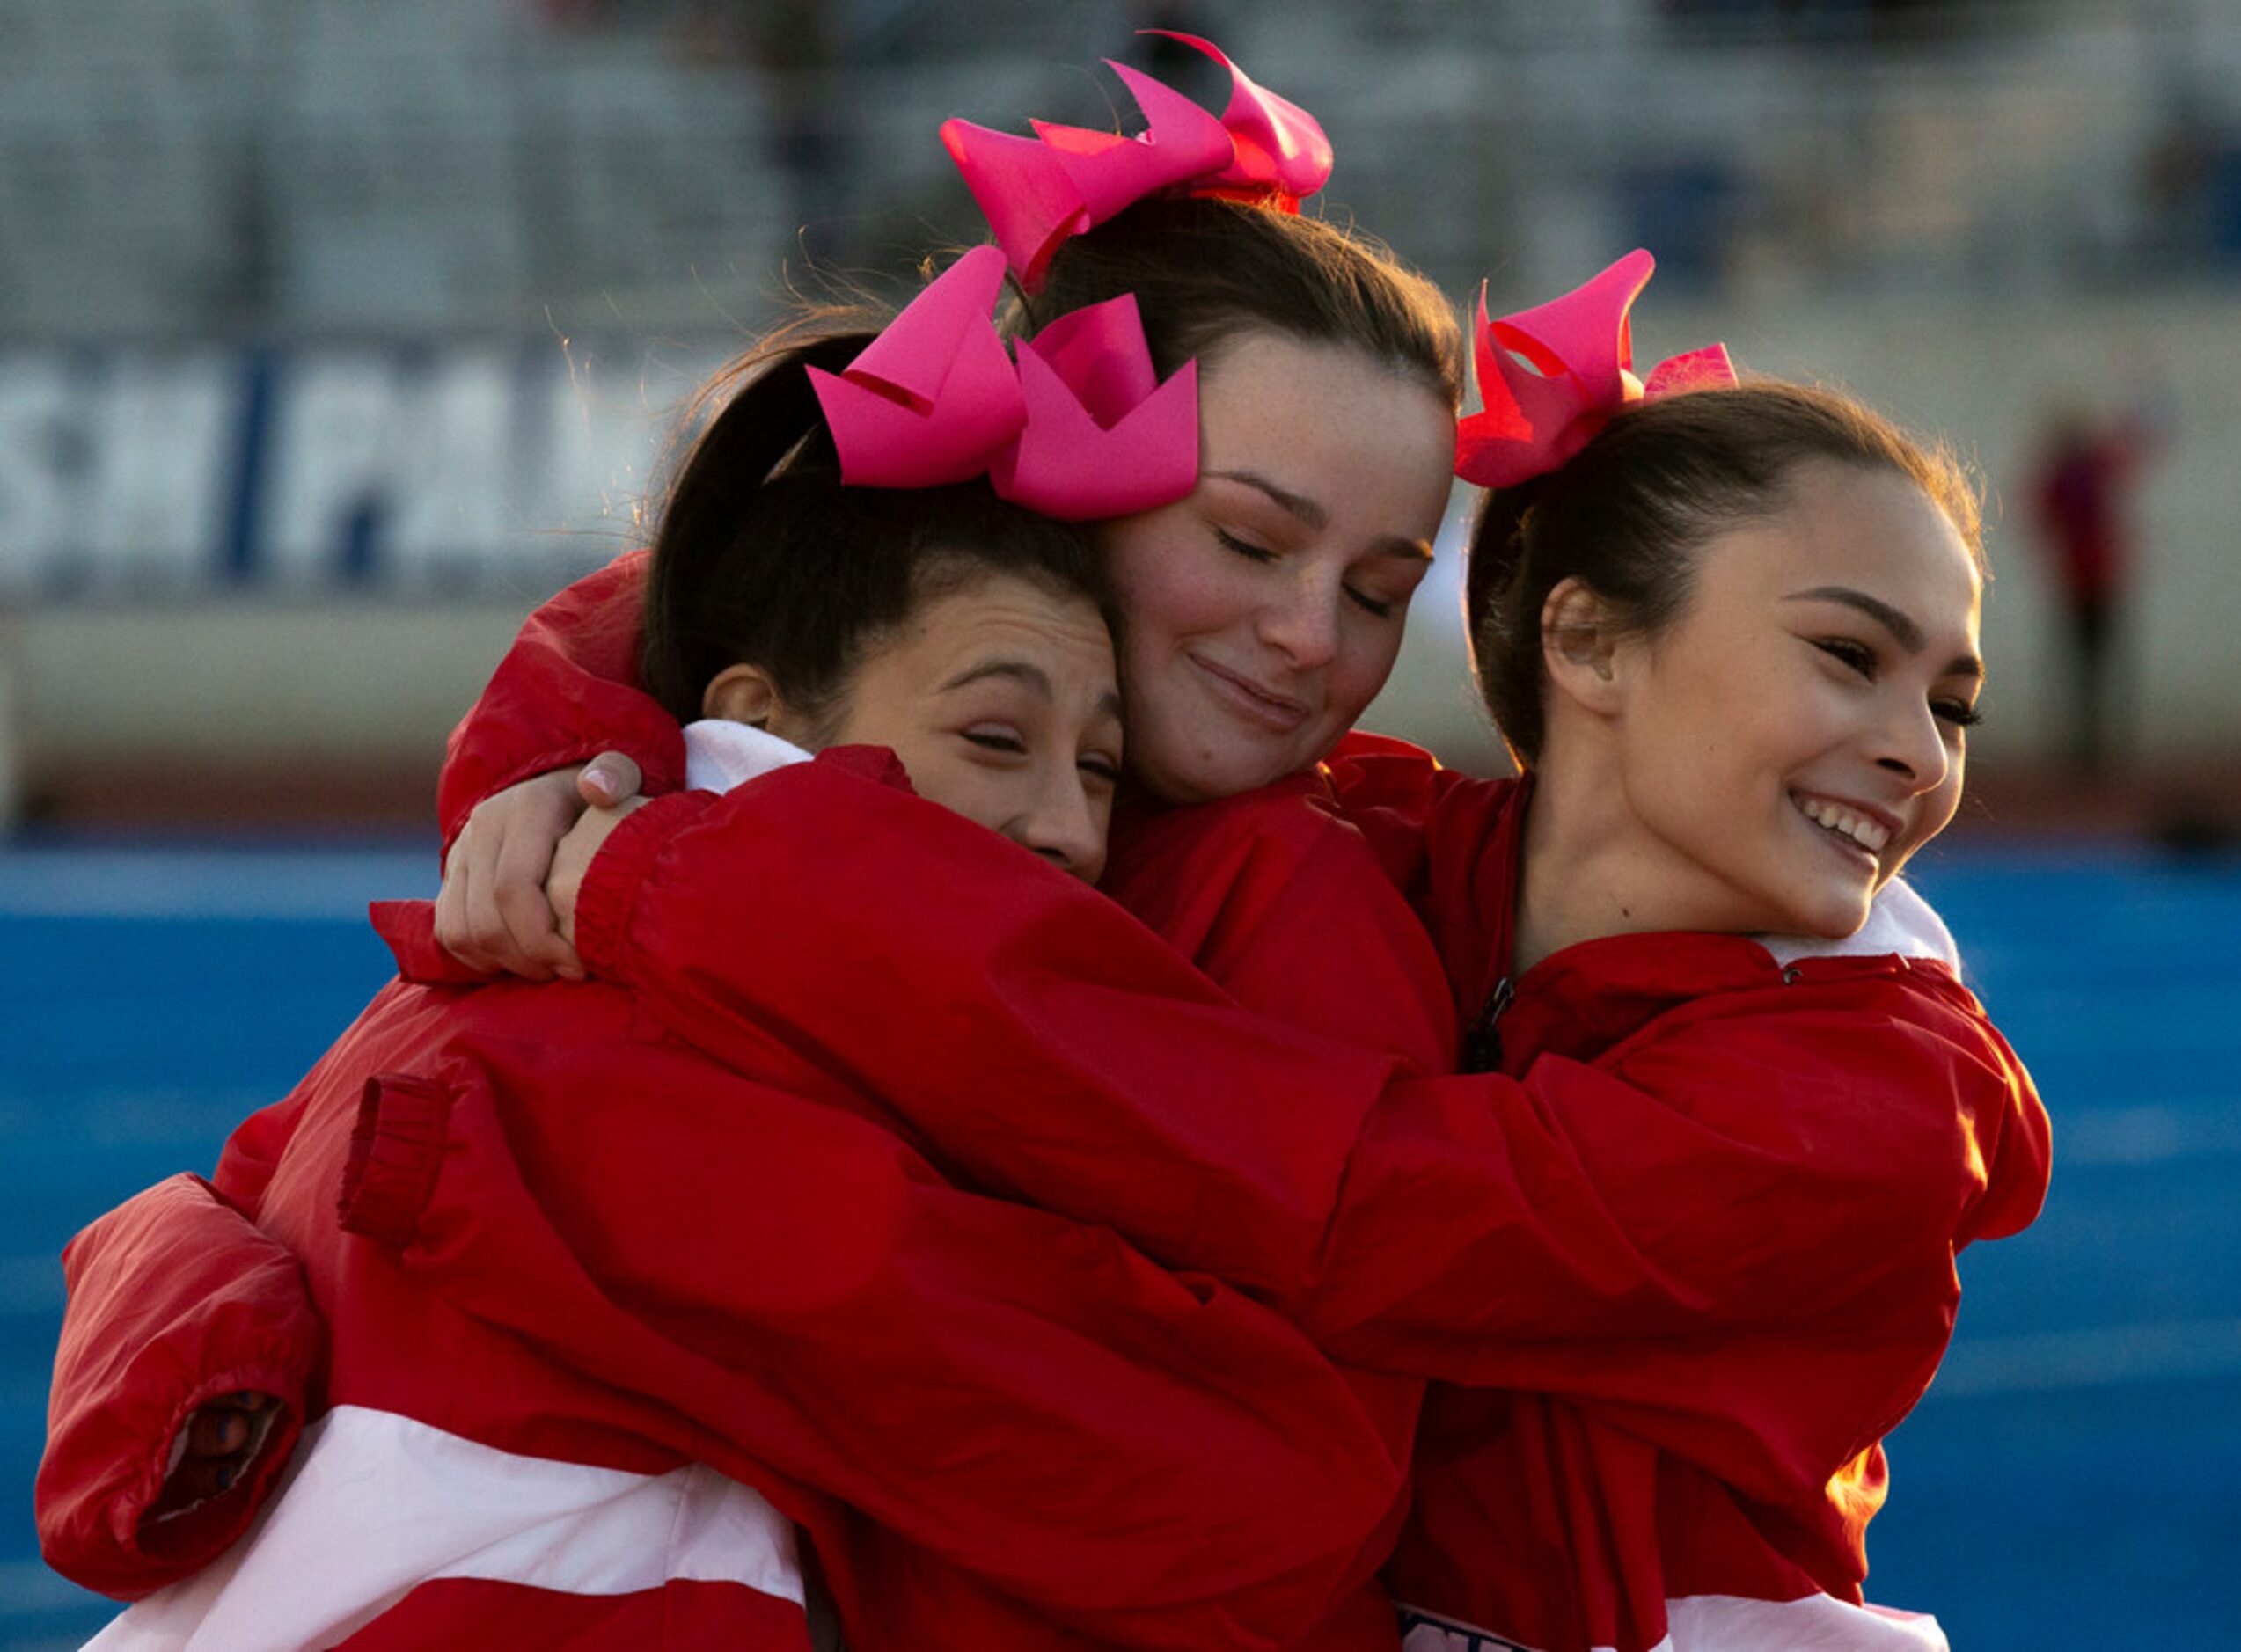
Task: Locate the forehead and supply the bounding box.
[883,573,1116,683]
[1700,462,1982,638]
[1191,331,1455,532]
[1197,331,1446,439]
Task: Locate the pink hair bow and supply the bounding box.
[1454,249,1738,489]
[941,33,1335,291]
[808,245,1198,521]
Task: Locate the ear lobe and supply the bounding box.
[702,663,785,727]
[1540,577,1628,717]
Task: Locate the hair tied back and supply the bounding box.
[1454,248,1736,490]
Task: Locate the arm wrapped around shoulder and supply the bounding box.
[38,1175,323,1600]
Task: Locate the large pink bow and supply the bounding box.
[941,33,1335,291]
[1454,249,1738,489]
[807,245,1198,522]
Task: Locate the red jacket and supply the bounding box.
[38,784,1431,1649]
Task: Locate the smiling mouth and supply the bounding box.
[1189,654,1310,732]
[1792,793,1893,856]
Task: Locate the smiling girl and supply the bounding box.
[1475,381,1987,969]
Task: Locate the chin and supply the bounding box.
[1135,750,1258,807]
[1785,888,1876,940]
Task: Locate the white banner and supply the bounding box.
[0,341,729,596]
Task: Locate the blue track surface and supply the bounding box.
[1,836,2234,1648]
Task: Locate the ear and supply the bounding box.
[701,663,786,727]
[1539,576,1629,720]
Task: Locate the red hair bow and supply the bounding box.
[1454,249,1737,489]
[808,245,1197,522]
[941,33,1335,291]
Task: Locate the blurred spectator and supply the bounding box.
[2027,396,2168,771]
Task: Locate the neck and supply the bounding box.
[1512,742,1669,975]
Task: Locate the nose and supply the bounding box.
[1255,573,1340,670]
[1874,695,1952,797]
[1016,771,1109,885]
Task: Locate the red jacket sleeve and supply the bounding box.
[435,550,682,858]
[575,772,1422,1303]
[572,761,2048,1401]
[1310,965,2048,1502]
[37,1176,322,1601]
[343,1035,1406,1649]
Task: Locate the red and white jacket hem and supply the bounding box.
[83,1404,809,1651]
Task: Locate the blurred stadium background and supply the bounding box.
[2,0,2237,1645]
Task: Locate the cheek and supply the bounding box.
[1112,543,1251,655]
[1330,625,1405,720]
[922,760,1011,836]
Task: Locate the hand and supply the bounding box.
[146,1393,281,1519]
[435,753,644,978]
[549,795,652,947]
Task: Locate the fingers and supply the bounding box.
[182,1393,277,1460]
[491,804,582,982]
[150,1456,241,1515]
[150,1394,281,1518]
[434,768,598,979]
[548,794,649,947]
[578,750,644,810]
[185,1406,249,1458]
[434,829,498,976]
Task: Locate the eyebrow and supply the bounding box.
[1784,585,1983,678]
[939,659,1125,721]
[1205,468,1434,562]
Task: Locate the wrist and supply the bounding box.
[573,791,713,978]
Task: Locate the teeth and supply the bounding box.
[1795,795,1891,853]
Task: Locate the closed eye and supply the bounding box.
[963,727,1025,756]
[1079,753,1122,787]
[1344,585,1397,618]
[1813,637,1876,678]
[1935,698,1983,729]
[1216,529,1276,564]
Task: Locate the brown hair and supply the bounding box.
[641,321,1107,732]
[1016,196,1463,409]
[1467,381,1984,765]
